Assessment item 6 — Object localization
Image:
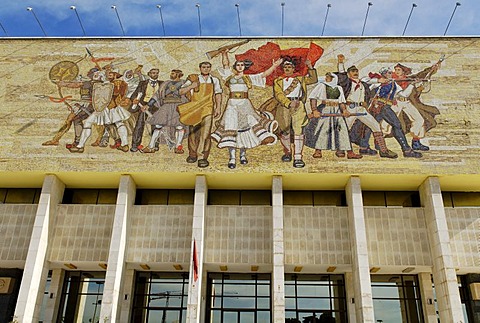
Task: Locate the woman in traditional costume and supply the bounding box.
[211,50,282,169]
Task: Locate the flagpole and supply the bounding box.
[444,2,461,36]
[321,4,331,36]
[0,22,7,37]
[402,3,417,36]
[281,2,285,36]
[70,6,87,37]
[361,2,373,36]
[26,7,47,37]
[156,4,166,36]
[196,3,202,36]
[111,5,126,36]
[235,4,242,37]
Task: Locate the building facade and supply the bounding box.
[0,37,479,322]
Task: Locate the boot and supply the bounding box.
[412,138,429,151]
[240,148,248,165]
[403,148,422,158]
[347,150,363,159]
[293,135,305,168]
[373,132,398,159]
[312,149,322,158]
[280,133,292,162]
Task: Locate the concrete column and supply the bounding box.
[119,269,136,323]
[344,272,357,323]
[42,269,64,323]
[14,175,64,323]
[419,177,464,323]
[186,175,207,323]
[345,177,375,323]
[272,176,285,322]
[99,175,136,322]
[418,272,437,323]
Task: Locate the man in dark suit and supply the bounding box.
[129,68,162,152]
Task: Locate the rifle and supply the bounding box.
[320,112,367,118]
[205,40,250,60]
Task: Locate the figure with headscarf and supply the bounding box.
[304,72,361,159]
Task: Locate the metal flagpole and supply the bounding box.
[321,4,331,36]
[111,5,126,36]
[0,22,7,37]
[281,2,285,36]
[196,3,202,36]
[444,2,461,36]
[70,6,87,36]
[235,4,242,37]
[402,3,417,36]
[361,2,373,36]
[156,5,166,36]
[26,7,47,37]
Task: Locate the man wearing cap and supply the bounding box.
[335,54,398,158]
[273,56,317,168]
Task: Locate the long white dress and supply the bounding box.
[211,68,277,149]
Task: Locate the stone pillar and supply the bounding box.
[345,177,375,323]
[99,175,136,322]
[42,269,64,323]
[344,272,357,323]
[418,272,437,323]
[119,269,136,323]
[272,176,285,322]
[14,175,64,323]
[419,177,464,323]
[186,176,207,323]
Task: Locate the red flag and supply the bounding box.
[235,42,324,86]
[193,239,199,282]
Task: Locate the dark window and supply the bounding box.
[206,273,271,323]
[39,270,52,323]
[285,274,347,323]
[442,192,480,207]
[135,189,194,205]
[62,189,118,204]
[131,272,189,323]
[371,275,424,323]
[284,191,346,206]
[57,271,105,323]
[207,190,271,205]
[363,191,421,207]
[0,188,41,204]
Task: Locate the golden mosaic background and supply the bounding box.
[0,38,479,187]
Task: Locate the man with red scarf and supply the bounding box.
[273,57,317,168]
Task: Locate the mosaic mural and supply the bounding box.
[0,38,479,175]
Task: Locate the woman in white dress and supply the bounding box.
[211,50,282,169]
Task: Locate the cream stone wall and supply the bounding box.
[127,205,193,263]
[284,206,351,265]
[364,207,432,267]
[445,208,480,269]
[0,204,36,261]
[204,206,273,264]
[49,204,115,262]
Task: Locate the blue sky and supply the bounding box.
[0,0,478,37]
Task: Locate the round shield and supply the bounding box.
[49,61,79,83]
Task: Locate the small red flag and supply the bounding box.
[193,239,199,282]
